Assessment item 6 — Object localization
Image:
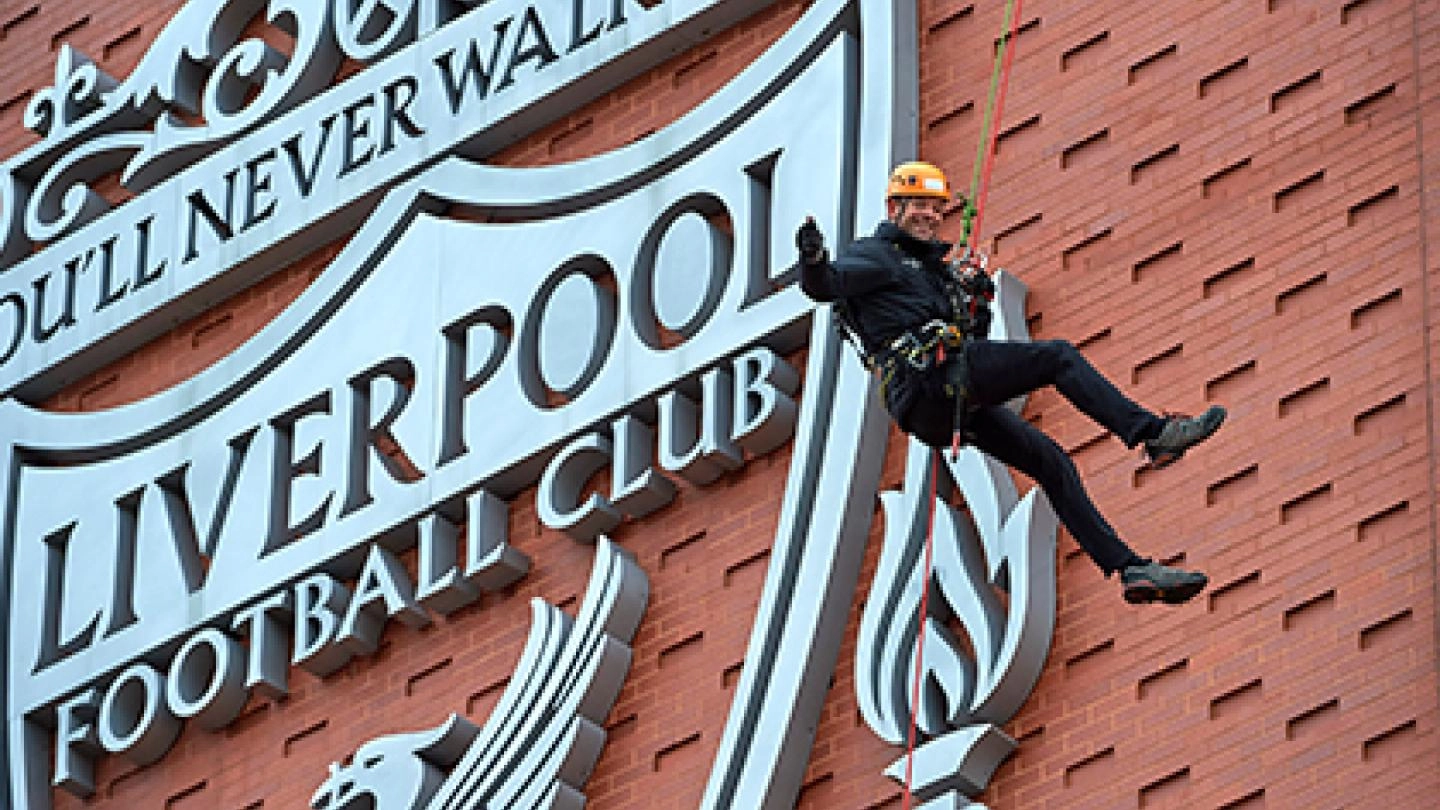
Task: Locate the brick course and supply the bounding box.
[0,0,1433,808]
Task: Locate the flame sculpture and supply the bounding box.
[855,271,1060,808]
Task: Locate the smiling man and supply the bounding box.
[797,161,1225,605]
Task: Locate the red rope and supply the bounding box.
[902,1,1024,806]
[901,451,943,810]
[968,0,1024,248]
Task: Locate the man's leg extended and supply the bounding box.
[964,405,1208,603]
[964,339,1164,447]
[963,405,1142,575]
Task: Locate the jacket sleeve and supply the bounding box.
[799,243,891,302]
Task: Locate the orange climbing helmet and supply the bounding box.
[886,161,952,200]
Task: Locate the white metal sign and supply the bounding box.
[0,1,1058,808]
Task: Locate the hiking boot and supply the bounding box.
[1143,406,1226,469]
[1121,560,1208,605]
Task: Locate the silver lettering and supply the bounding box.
[434,18,514,114]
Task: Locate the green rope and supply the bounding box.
[959,0,1020,250]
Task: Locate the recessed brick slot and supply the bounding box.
[1209,678,1263,721]
[1061,31,1110,72]
[993,17,1041,54]
[1061,228,1113,271]
[1269,69,1323,113]
[927,3,975,35]
[1061,128,1110,170]
[102,24,142,61]
[405,657,453,696]
[1199,56,1249,98]
[1217,788,1266,810]
[1063,746,1115,789]
[1361,718,1417,761]
[1345,83,1397,123]
[1203,157,1252,199]
[722,659,744,689]
[1065,637,1115,676]
[653,730,703,772]
[1359,608,1413,650]
[1342,0,1382,24]
[1205,359,1256,401]
[927,100,975,133]
[191,313,234,348]
[991,211,1042,255]
[1286,697,1340,740]
[50,15,90,50]
[1207,569,1261,614]
[1130,143,1179,185]
[1076,326,1111,350]
[1357,500,1409,541]
[1278,378,1330,418]
[164,779,208,809]
[1280,481,1333,525]
[283,719,329,757]
[1347,185,1400,227]
[1353,392,1406,436]
[0,88,28,113]
[1128,42,1178,85]
[1282,589,1336,631]
[723,547,770,587]
[1137,658,1189,701]
[1350,287,1403,331]
[658,630,704,669]
[78,373,121,411]
[1274,271,1327,315]
[1130,342,1182,385]
[660,530,707,570]
[467,676,509,717]
[1017,724,1045,744]
[797,772,835,804]
[1203,257,1255,299]
[1138,766,1189,807]
[995,113,1042,154]
[1067,429,1108,457]
[1131,241,1183,282]
[548,117,594,155]
[1,4,38,36]
[1272,170,1325,213]
[607,712,638,741]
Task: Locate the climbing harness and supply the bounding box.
[901,0,1022,808]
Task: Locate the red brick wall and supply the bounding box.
[1,1,1435,808]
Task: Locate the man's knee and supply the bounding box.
[1040,339,1080,365]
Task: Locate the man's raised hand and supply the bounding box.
[796,216,827,265]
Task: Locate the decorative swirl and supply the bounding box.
[23,46,118,141]
[10,0,348,244]
[333,0,420,64]
[22,130,150,244]
[123,0,343,190]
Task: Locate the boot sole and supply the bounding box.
[1143,407,1227,470]
[1123,578,1208,606]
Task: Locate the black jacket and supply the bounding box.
[799,220,957,355]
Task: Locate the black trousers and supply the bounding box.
[894,339,1166,575]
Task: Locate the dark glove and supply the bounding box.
[795,217,827,265]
